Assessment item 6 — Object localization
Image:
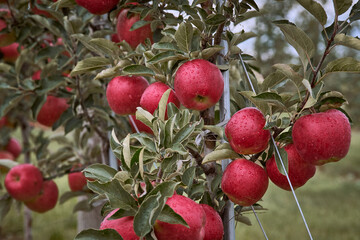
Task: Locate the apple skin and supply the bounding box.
[174,59,224,111]
[5,164,43,202]
[0,116,8,128]
[200,204,224,240]
[0,151,14,160]
[0,42,19,63]
[292,109,351,165]
[24,180,59,213]
[266,144,316,191]
[116,7,153,48]
[75,0,119,15]
[106,76,149,115]
[37,96,69,127]
[154,194,206,240]
[32,70,41,81]
[68,171,87,192]
[225,107,270,155]
[140,82,180,118]
[221,159,269,206]
[5,138,21,159]
[129,115,153,134]
[100,209,139,240]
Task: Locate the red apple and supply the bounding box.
[225,107,270,155]
[24,180,59,213]
[100,209,139,240]
[32,70,41,81]
[221,159,269,206]
[0,42,19,63]
[200,204,224,240]
[75,0,119,15]
[68,171,87,192]
[5,138,21,159]
[292,109,351,165]
[266,144,316,191]
[154,194,206,240]
[116,5,153,48]
[0,9,15,47]
[140,82,180,118]
[5,164,43,202]
[106,76,149,115]
[129,115,153,134]
[111,33,120,43]
[0,151,14,160]
[0,116,8,128]
[174,59,224,111]
[37,96,68,127]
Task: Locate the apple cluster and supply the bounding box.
[0,8,19,63]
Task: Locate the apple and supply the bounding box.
[225,107,270,155]
[174,59,224,111]
[0,42,20,63]
[111,33,120,43]
[106,76,149,115]
[24,180,59,213]
[100,209,139,240]
[0,151,14,160]
[154,194,206,240]
[221,159,268,206]
[68,171,87,192]
[292,109,351,165]
[37,95,69,127]
[116,4,153,48]
[5,138,21,159]
[0,9,15,47]
[32,70,41,81]
[75,0,119,15]
[0,116,8,128]
[266,144,316,191]
[129,115,153,134]
[140,82,180,118]
[200,204,224,240]
[5,164,43,202]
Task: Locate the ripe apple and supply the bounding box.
[140,82,180,118]
[24,180,59,213]
[37,96,68,127]
[0,151,14,160]
[5,138,21,159]
[292,109,351,165]
[221,159,269,206]
[68,171,87,192]
[100,209,139,240]
[129,115,153,134]
[266,144,316,191]
[154,194,206,240]
[0,9,15,47]
[0,42,19,63]
[225,107,270,155]
[106,76,149,115]
[0,116,8,128]
[5,164,43,202]
[174,59,224,111]
[200,204,224,240]
[116,4,153,48]
[75,0,119,15]
[32,70,41,81]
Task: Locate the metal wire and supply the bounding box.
[251,206,269,240]
[239,53,314,240]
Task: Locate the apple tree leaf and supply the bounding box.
[74,229,124,240]
[182,166,196,187]
[320,57,360,82]
[273,63,304,86]
[0,93,27,118]
[0,160,19,169]
[158,89,171,121]
[130,20,150,31]
[122,134,132,169]
[157,204,189,227]
[89,38,121,57]
[123,65,155,77]
[175,22,193,52]
[70,57,111,76]
[83,163,118,183]
[334,0,352,15]
[296,0,327,25]
[205,14,226,25]
[334,34,360,50]
[202,149,239,164]
[349,1,360,22]
[274,146,288,175]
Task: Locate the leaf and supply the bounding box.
[123,65,155,77]
[59,191,87,204]
[139,148,145,180]
[29,15,61,36]
[205,14,226,25]
[239,91,269,114]
[157,204,189,227]
[203,125,224,139]
[296,0,327,25]
[152,42,180,51]
[0,194,12,222]
[200,46,224,59]
[0,160,19,169]
[145,181,178,200]
[0,93,26,118]
[130,20,150,31]
[302,79,313,97]
[123,134,131,169]
[350,1,360,22]
[172,123,196,145]
[334,34,360,50]
[202,149,239,164]
[108,208,136,220]
[148,51,187,64]
[320,57,360,81]
[230,32,257,46]
[75,229,123,240]
[334,0,352,15]
[89,38,120,56]
[273,63,304,86]
[274,146,288,175]
[182,166,196,187]
[83,164,118,183]
[136,107,154,128]
[158,89,171,121]
[175,22,193,52]
[274,20,315,70]
[70,57,110,76]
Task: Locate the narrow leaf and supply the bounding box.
[175,22,193,52]
[296,0,327,25]
[274,146,288,175]
[158,89,171,121]
[75,229,123,240]
[123,134,131,169]
[123,65,155,76]
[334,33,360,50]
[202,149,239,164]
[70,57,110,76]
[334,0,352,15]
[157,204,189,227]
[83,164,118,183]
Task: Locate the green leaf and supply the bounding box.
[274,20,315,70]
[205,14,226,25]
[202,149,239,164]
[70,57,111,76]
[203,125,224,139]
[200,46,224,59]
[158,89,171,121]
[29,15,61,36]
[139,148,145,180]
[273,63,303,86]
[0,63,11,72]
[320,57,360,81]
[0,194,12,222]
[123,65,155,77]
[182,166,196,188]
[0,160,19,169]
[302,79,313,97]
[152,42,180,51]
[31,95,47,120]
[36,75,66,95]
[157,204,189,227]
[172,123,196,145]
[239,91,269,114]
[350,1,360,22]
[108,208,136,220]
[334,0,352,15]
[0,93,26,118]
[83,164,118,183]
[89,38,120,56]
[64,117,82,135]
[148,51,187,64]
[274,146,288,175]
[145,181,178,200]
[136,107,154,128]
[175,22,193,52]
[75,229,123,240]
[123,134,132,169]
[296,0,327,25]
[334,34,360,50]
[130,20,150,31]
[230,32,257,46]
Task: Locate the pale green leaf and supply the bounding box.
[123,65,155,77]
[202,149,239,164]
[334,33,360,50]
[296,0,327,25]
[70,57,110,76]
[175,22,193,52]
[334,0,352,15]
[83,164,118,183]
[157,204,189,227]
[123,134,131,169]
[158,89,171,121]
[75,229,123,240]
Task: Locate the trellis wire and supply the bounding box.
[239,53,314,240]
[251,205,269,240]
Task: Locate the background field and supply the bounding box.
[1,132,359,240]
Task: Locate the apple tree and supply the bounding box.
[0,0,360,239]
